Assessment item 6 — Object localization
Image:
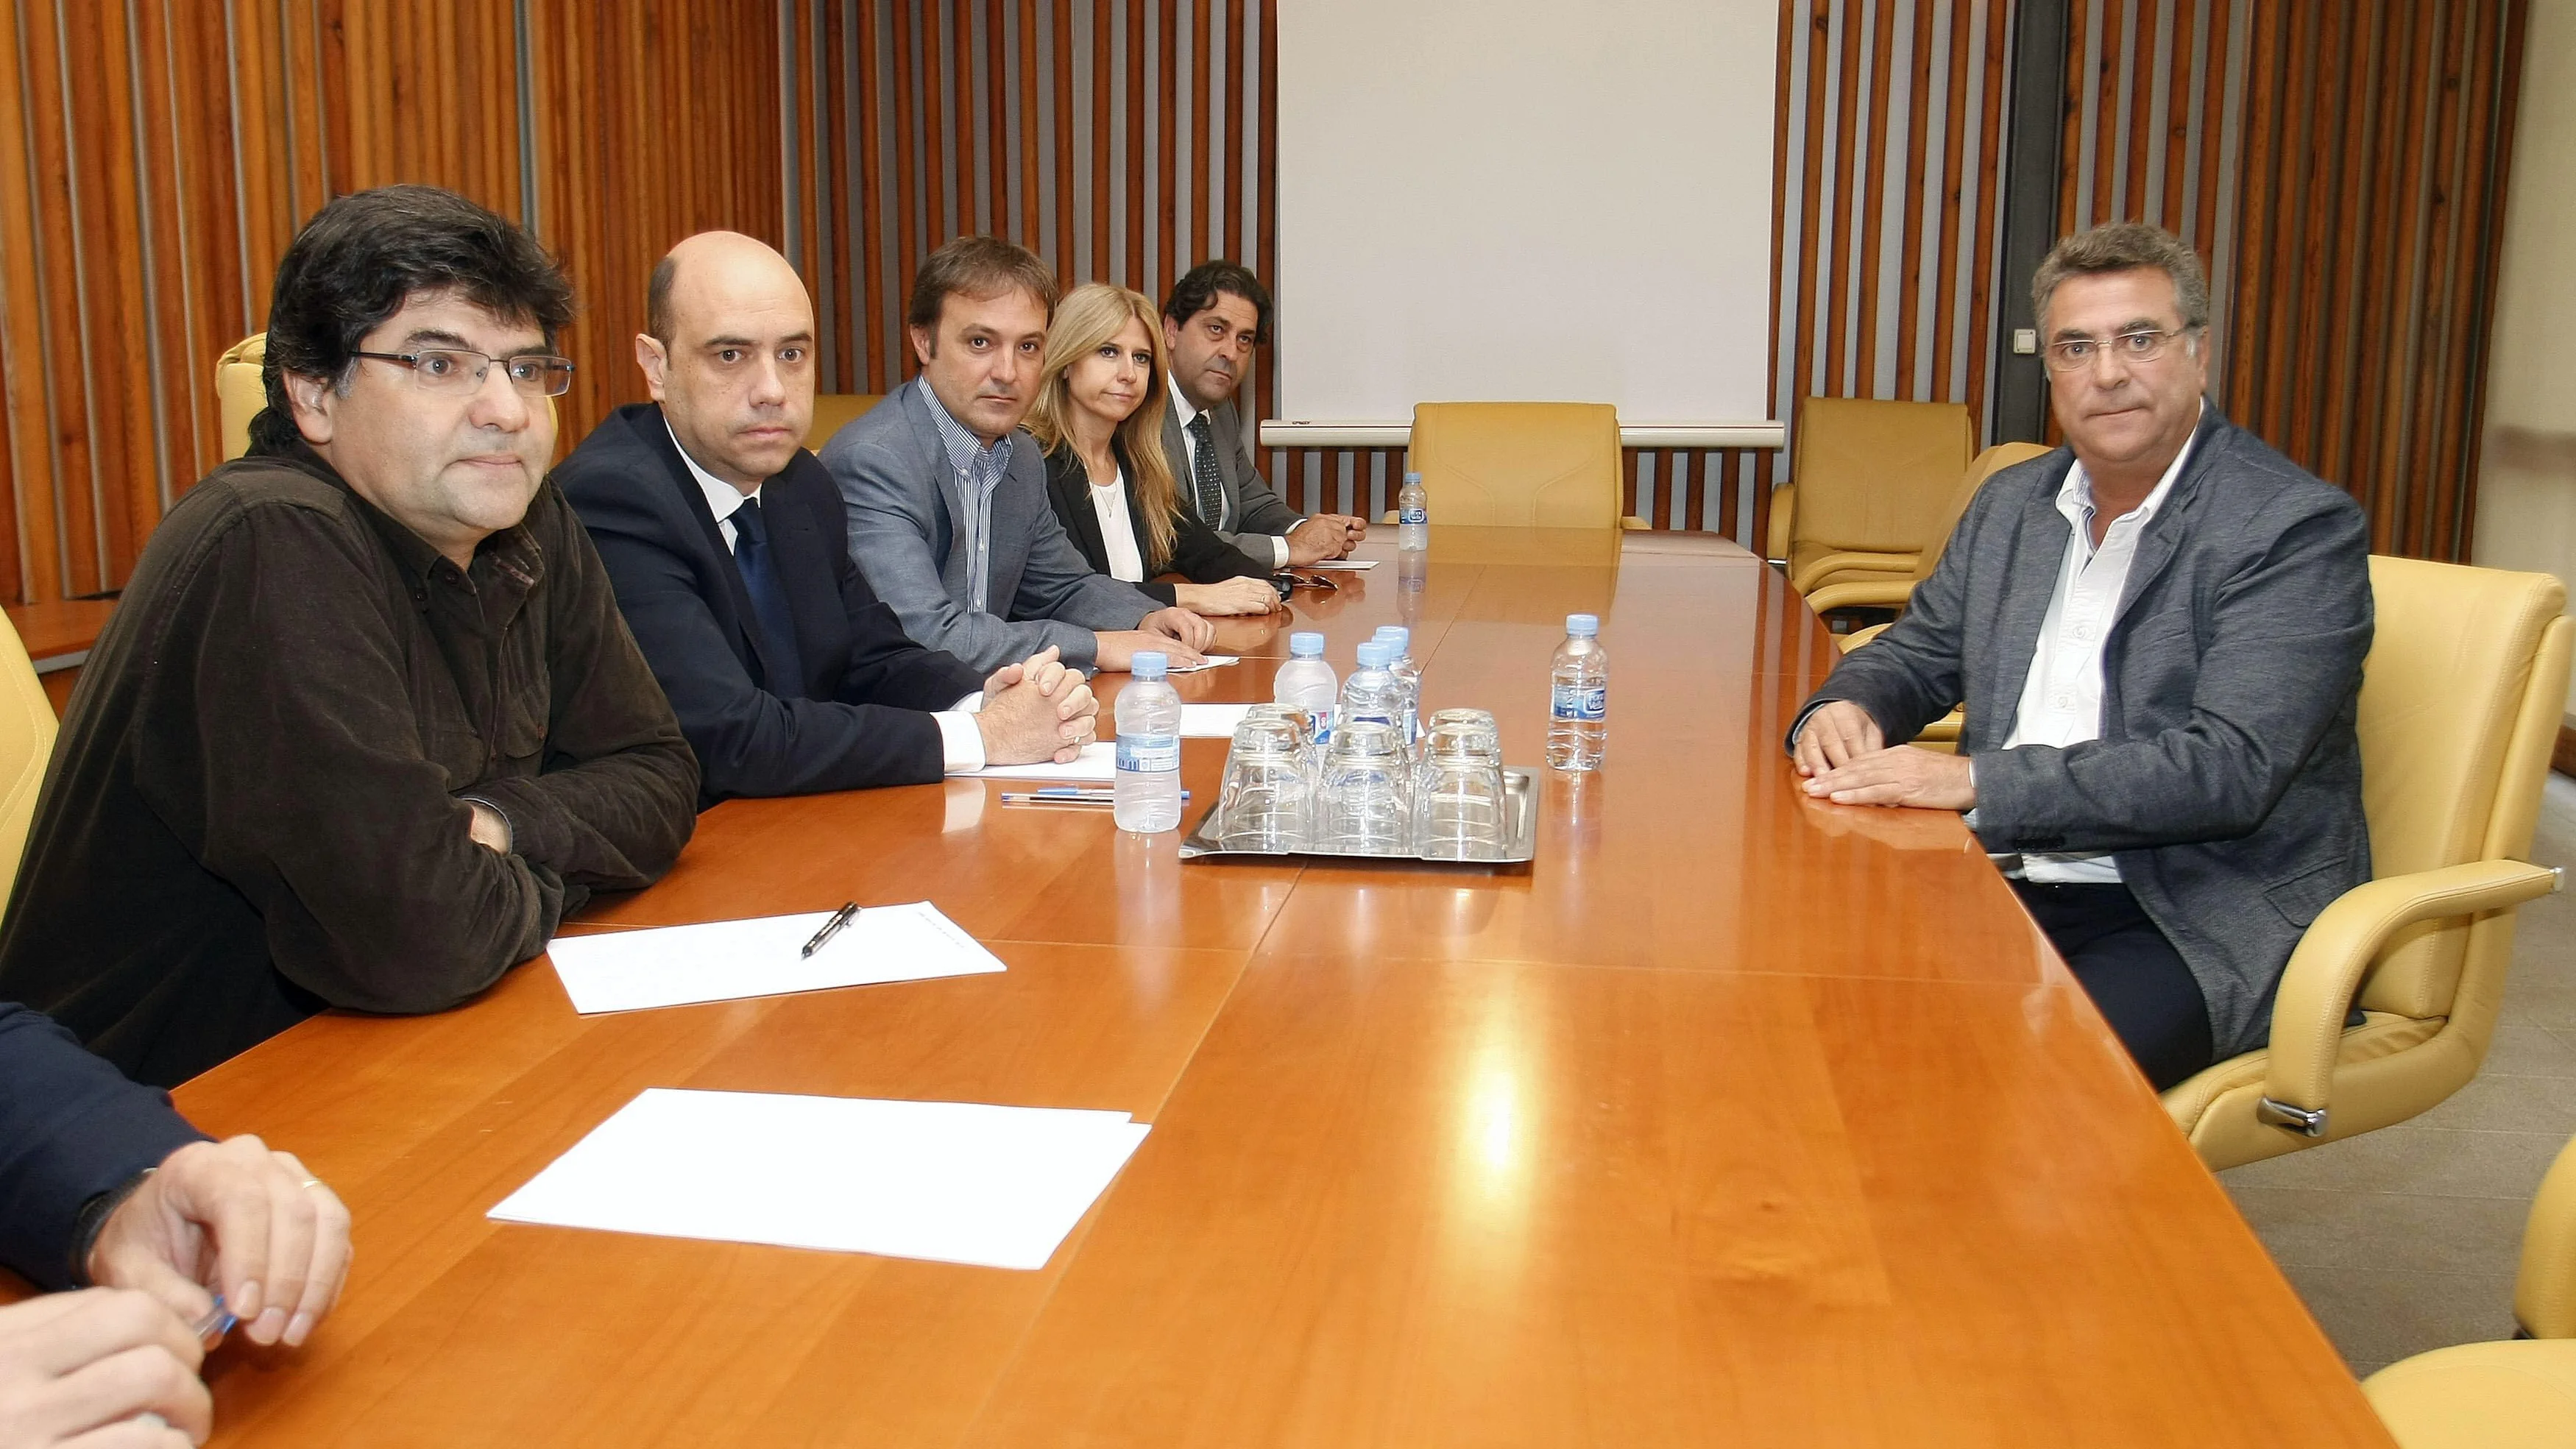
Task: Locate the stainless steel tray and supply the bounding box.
[1177,767,1538,865]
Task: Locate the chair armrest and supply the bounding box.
[1835,623,1891,653]
[1621,515,1650,531]
[2259,859,2563,1132]
[1766,484,1794,563]
[1381,510,1398,525]
[1788,550,1917,595]
[1802,579,1916,615]
[2517,1132,2576,1338]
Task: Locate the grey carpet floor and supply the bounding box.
[2220,773,2576,1377]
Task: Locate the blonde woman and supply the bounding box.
[1030,284,1282,615]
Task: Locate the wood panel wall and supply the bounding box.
[2050,0,2524,559]
[0,0,782,608]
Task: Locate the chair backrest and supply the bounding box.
[2354,556,2572,1018]
[808,393,883,452]
[1909,441,2055,584]
[1789,397,1973,553]
[0,611,57,898]
[216,333,267,461]
[1405,403,1622,528]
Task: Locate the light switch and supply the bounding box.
[2012,328,2038,355]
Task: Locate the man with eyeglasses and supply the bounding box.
[1786,221,2371,1094]
[0,185,699,1087]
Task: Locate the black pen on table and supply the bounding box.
[802,901,860,957]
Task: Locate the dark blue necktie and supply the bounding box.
[730,497,807,697]
[1187,412,1226,528]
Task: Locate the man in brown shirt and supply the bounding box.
[0,185,699,1087]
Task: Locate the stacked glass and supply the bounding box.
[1314,720,1412,855]
[1415,708,1509,860]
[1215,707,1312,851]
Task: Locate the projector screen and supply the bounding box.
[1273,0,1779,444]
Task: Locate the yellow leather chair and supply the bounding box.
[1401,403,1646,531]
[1817,442,2053,751]
[0,609,57,896]
[807,392,882,452]
[1768,397,1973,595]
[216,333,267,461]
[2363,1127,2576,1448]
[2163,556,2572,1170]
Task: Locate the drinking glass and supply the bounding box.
[1217,712,1311,851]
[1415,714,1510,860]
[1314,720,1409,855]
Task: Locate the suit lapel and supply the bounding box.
[1053,457,1111,564]
[2109,407,2226,631]
[1978,461,2076,737]
[902,380,980,605]
[641,407,786,682]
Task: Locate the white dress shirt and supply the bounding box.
[667,419,988,773]
[1994,417,2200,882]
[1087,467,1148,582]
[1168,374,1290,567]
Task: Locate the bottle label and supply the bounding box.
[1116,734,1181,773]
[1306,706,1335,745]
[1398,505,1428,526]
[1551,684,1607,721]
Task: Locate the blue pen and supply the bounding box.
[192,1294,237,1348]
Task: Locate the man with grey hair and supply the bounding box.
[1786,220,2372,1091]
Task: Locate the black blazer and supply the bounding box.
[1042,441,1272,607]
[558,403,986,804]
[0,1003,205,1289]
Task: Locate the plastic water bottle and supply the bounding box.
[1341,640,1402,733]
[1114,651,1184,831]
[1373,625,1422,748]
[1547,613,1608,771]
[1273,631,1340,746]
[1397,471,1429,552]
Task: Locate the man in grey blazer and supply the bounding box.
[822,237,1214,674]
[1790,222,2372,1091]
[1160,262,1368,567]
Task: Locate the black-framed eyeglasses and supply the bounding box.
[351,348,576,397]
[2043,327,2190,372]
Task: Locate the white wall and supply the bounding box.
[1273,0,1776,429]
[2473,0,2576,715]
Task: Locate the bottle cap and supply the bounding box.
[1289,631,1326,658]
[1402,471,1423,484]
[1374,626,1409,652]
[1356,640,1393,668]
[1566,613,1600,637]
[1131,651,1168,679]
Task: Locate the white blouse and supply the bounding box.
[1087,467,1147,582]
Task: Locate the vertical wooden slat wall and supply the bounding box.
[2053,0,2523,559]
[781,1,2028,545]
[0,0,784,608]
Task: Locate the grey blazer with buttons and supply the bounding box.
[1159,395,1303,559]
[1796,407,2374,1058]
[820,379,1158,673]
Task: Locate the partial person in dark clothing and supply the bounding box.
[1029,283,1284,617]
[0,1002,352,1442]
[559,231,1097,804]
[0,185,698,1088]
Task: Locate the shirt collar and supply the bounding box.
[664,413,758,522]
[1166,372,1202,431]
[916,379,1014,481]
[2059,400,2204,533]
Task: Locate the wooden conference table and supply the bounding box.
[167,527,2392,1446]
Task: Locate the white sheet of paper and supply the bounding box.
[960,741,1115,781]
[1167,655,1240,673]
[1301,559,1378,570]
[548,901,1002,1014]
[1180,703,1256,738]
[489,1088,1150,1270]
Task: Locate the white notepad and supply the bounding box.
[1300,559,1377,570]
[1166,654,1240,673]
[1179,703,1256,738]
[547,901,1002,1014]
[489,1088,1151,1270]
[960,741,1116,781]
